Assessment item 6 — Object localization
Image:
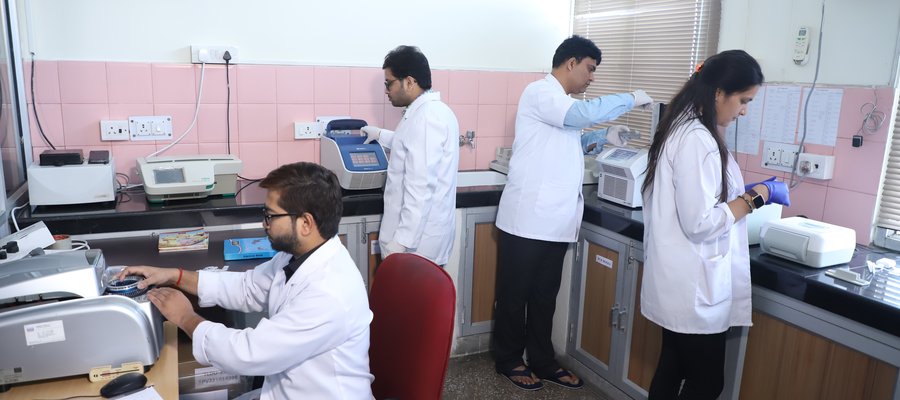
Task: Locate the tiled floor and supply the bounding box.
[441,352,614,400]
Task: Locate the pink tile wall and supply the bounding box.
[738,85,896,244]
[28,61,537,182]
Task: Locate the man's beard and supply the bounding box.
[268,229,297,254]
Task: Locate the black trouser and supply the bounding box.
[648,328,727,400]
[491,229,568,377]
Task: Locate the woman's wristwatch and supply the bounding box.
[745,188,765,210]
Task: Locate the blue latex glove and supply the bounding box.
[745,176,790,206]
[580,128,609,155]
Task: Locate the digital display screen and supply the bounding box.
[349,151,380,167]
[154,168,185,184]
[606,148,637,162]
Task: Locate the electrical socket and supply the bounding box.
[294,122,324,139]
[797,153,835,180]
[129,116,173,141]
[191,45,238,64]
[761,141,801,172]
[100,120,130,141]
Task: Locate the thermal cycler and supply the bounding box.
[320,119,388,190]
[0,250,163,388]
[596,146,649,208]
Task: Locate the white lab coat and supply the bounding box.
[496,74,632,242]
[641,118,752,334]
[378,91,459,265]
[192,236,374,400]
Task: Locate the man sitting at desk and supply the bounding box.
[118,162,373,399]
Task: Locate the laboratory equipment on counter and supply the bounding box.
[759,217,856,268]
[488,147,512,174]
[489,147,600,184]
[320,119,388,190]
[27,155,116,206]
[136,154,242,202]
[0,250,163,387]
[596,147,648,208]
[746,204,783,245]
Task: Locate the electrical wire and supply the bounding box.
[788,0,826,189]
[224,51,232,155]
[10,202,30,232]
[147,62,207,158]
[857,87,886,135]
[234,178,262,197]
[30,52,56,150]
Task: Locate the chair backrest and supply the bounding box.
[368,253,456,400]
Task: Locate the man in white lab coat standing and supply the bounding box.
[361,45,460,266]
[118,162,373,400]
[493,35,652,391]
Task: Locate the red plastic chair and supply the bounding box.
[369,253,456,400]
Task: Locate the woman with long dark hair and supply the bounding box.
[640,50,790,399]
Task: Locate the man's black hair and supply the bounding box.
[552,35,602,68]
[383,45,432,90]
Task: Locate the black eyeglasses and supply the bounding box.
[263,211,296,225]
[384,78,399,89]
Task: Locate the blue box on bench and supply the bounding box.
[223,237,277,261]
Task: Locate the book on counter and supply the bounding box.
[224,237,278,260]
[157,228,209,253]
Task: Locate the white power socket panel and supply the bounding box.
[129,116,173,141]
[191,45,238,64]
[100,120,130,141]
[797,153,835,180]
[294,122,324,139]
[761,141,801,172]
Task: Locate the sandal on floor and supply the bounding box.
[496,366,543,391]
[540,368,584,389]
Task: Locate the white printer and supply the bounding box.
[759,217,856,268]
[0,250,163,387]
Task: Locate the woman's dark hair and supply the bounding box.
[383,45,432,90]
[642,50,764,203]
[259,162,343,239]
[552,35,602,68]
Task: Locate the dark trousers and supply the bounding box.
[491,229,568,377]
[648,328,727,400]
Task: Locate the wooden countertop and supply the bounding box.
[0,322,178,399]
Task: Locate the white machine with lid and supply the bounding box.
[759,217,856,268]
[320,119,388,190]
[136,154,242,202]
[596,147,648,208]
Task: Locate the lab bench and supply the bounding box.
[10,181,900,399]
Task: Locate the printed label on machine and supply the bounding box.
[0,367,24,384]
[24,320,66,346]
[194,366,241,389]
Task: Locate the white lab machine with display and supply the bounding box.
[320,119,388,190]
[596,147,648,208]
[136,154,242,202]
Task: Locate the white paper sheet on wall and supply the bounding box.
[726,86,767,155]
[760,85,802,143]
[797,87,843,146]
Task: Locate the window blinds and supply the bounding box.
[875,103,900,231]
[572,0,720,147]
